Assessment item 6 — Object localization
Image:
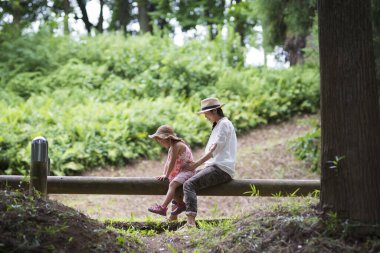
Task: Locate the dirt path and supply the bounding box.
[50,114,319,220]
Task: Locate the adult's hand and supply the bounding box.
[182,161,197,171]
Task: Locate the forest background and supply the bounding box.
[0,0,379,177]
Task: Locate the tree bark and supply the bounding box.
[284,36,306,66]
[96,0,104,33]
[233,0,245,46]
[63,0,70,35]
[318,0,380,223]
[138,0,153,34]
[76,0,92,34]
[117,0,130,33]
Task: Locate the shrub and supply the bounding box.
[0,32,320,175]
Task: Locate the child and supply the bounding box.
[147,124,195,217]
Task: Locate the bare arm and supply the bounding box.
[186,143,217,171]
[156,142,185,181]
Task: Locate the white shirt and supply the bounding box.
[204,117,237,178]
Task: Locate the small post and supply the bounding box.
[30,136,48,199]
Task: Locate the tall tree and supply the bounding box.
[227,0,257,46]
[52,0,72,35]
[137,0,153,33]
[75,0,106,34]
[76,0,92,34]
[63,0,71,34]
[372,0,380,86]
[0,0,47,32]
[148,0,172,32]
[96,0,105,33]
[318,0,380,223]
[174,0,225,40]
[109,0,132,33]
[253,0,316,66]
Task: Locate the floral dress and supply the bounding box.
[166,144,194,182]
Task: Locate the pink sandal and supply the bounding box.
[148,204,167,216]
[171,202,186,215]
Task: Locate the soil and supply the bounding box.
[0,190,142,252]
[49,114,319,220]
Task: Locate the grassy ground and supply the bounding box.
[140,197,380,253]
[2,113,379,252]
[49,114,319,220]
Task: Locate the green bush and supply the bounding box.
[289,124,321,172]
[0,31,320,175]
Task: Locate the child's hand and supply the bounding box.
[156,175,168,181]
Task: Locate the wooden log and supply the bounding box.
[0,175,29,191]
[0,176,320,197]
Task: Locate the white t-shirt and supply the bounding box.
[204,117,237,178]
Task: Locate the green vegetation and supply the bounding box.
[135,196,380,252]
[2,189,378,252]
[0,190,141,252]
[289,121,321,172]
[0,31,319,176]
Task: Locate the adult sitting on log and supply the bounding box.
[180,97,237,229]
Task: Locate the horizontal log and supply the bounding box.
[0,176,320,197]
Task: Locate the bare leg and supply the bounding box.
[161,181,182,208]
[173,189,184,205]
[167,186,184,221]
[186,214,196,226]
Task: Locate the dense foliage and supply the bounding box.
[289,124,321,172]
[0,31,320,176]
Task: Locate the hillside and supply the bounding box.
[2,114,379,252]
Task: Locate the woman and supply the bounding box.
[182,97,237,228]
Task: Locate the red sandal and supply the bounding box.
[171,201,186,215]
[148,204,167,216]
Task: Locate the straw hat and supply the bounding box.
[148,125,182,141]
[196,97,224,114]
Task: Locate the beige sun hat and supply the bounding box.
[148,125,182,141]
[196,97,224,114]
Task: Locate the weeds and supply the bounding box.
[244,184,260,196]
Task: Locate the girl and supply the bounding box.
[147,125,198,217]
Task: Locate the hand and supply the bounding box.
[182,161,196,171]
[156,175,168,181]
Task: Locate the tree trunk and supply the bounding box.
[284,36,306,66]
[118,0,130,33]
[138,0,153,34]
[76,0,92,34]
[318,0,380,223]
[63,0,70,35]
[96,0,104,33]
[234,0,245,46]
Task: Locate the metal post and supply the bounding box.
[30,136,48,199]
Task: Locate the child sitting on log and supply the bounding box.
[147,124,215,219]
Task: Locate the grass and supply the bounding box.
[1,189,379,252]
[0,190,142,252]
[139,196,380,252]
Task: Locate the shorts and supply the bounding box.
[171,171,195,184]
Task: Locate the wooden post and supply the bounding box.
[29,137,48,199]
